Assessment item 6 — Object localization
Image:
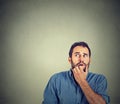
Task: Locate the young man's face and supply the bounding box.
[68,46,91,72]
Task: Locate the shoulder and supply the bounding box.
[87,72,107,83]
[49,70,69,82]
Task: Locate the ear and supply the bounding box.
[68,57,71,63]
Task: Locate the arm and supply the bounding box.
[78,78,106,104]
[72,67,106,104]
[42,75,58,104]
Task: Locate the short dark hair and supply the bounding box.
[69,41,91,57]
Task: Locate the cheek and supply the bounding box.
[71,57,78,64]
[85,58,90,63]
[73,58,79,63]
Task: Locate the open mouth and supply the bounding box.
[72,62,85,69]
[79,63,84,66]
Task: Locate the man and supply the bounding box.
[42,41,110,104]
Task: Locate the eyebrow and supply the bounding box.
[74,52,88,55]
[74,52,80,54]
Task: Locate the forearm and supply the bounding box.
[78,80,106,104]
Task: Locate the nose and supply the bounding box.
[78,55,84,62]
[79,55,84,62]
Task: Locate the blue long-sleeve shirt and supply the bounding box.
[43,70,110,104]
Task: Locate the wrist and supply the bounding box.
[78,78,87,86]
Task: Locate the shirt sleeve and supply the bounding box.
[96,75,110,104]
[42,75,58,104]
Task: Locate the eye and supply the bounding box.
[75,54,79,57]
[83,54,88,57]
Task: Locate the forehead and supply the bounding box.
[73,46,89,54]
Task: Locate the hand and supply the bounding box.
[72,66,88,85]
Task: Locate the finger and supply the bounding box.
[77,66,84,73]
[77,66,81,73]
[73,67,79,76]
[72,67,76,74]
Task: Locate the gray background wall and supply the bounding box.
[0,0,120,104]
